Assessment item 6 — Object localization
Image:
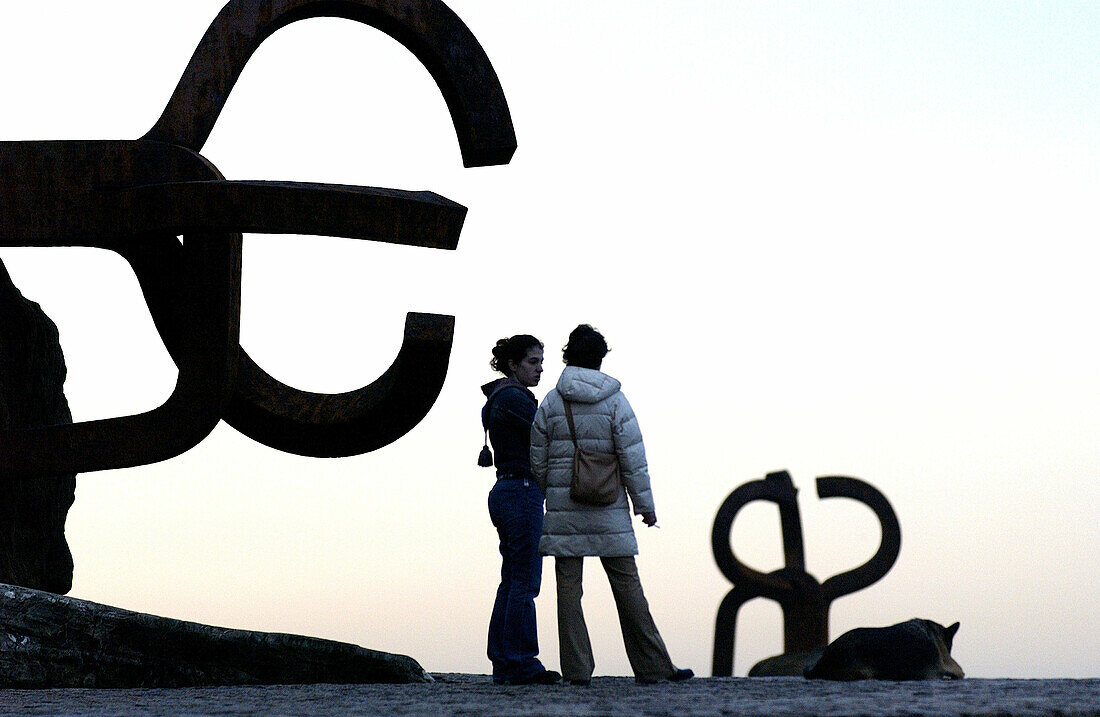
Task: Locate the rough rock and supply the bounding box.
[0,583,432,687]
[0,258,76,594]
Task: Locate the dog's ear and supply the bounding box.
[944,622,960,647]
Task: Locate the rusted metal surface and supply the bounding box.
[710,471,901,676]
[145,0,516,167]
[0,0,516,478]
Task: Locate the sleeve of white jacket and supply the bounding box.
[530,400,550,493]
[610,393,655,514]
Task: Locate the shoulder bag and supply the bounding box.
[563,398,622,506]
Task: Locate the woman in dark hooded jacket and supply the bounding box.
[480,334,560,685]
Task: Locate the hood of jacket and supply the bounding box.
[555,366,621,404]
[481,376,523,398]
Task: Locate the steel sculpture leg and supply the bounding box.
[712,586,759,678]
[775,567,828,655]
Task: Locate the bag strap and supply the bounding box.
[563,398,579,448]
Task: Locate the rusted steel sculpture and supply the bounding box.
[711,470,901,676]
[0,0,516,478]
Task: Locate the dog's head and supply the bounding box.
[920,619,964,679]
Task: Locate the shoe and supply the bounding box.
[510,669,562,685]
[568,679,590,686]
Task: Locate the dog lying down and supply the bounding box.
[803,619,964,681]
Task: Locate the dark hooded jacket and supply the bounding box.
[481,377,538,479]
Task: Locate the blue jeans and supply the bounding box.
[487,477,546,682]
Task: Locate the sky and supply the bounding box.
[1,0,1098,679]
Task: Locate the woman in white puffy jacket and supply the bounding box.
[530,324,692,686]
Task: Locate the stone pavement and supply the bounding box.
[1,674,1098,716]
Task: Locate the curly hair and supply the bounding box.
[490,334,544,376]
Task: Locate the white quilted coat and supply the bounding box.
[531,367,655,557]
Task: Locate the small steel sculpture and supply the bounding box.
[711,470,901,676]
[0,0,516,478]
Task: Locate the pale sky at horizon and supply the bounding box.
[1,0,1097,679]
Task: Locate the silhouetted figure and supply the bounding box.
[481,335,560,685]
[532,324,692,685]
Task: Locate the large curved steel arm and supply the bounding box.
[711,471,805,597]
[106,180,466,249]
[817,475,902,602]
[143,0,516,167]
[116,205,456,458]
[220,312,453,457]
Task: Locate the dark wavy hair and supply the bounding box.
[490,334,543,376]
[562,324,609,369]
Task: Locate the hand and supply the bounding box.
[641,511,658,527]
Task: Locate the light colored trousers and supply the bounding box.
[555,555,675,682]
